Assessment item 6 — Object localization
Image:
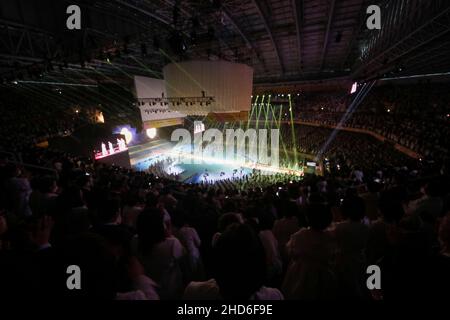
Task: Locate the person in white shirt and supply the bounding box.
[211,212,242,247]
[258,213,282,283]
[273,201,300,263]
[282,201,336,300]
[133,208,185,299]
[173,214,204,281]
[331,195,369,299]
[116,256,160,300]
[122,194,144,230]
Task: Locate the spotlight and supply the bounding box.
[146,128,157,139]
[120,127,133,144]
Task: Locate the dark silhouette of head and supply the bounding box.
[341,195,366,221]
[213,223,266,300]
[136,208,166,252]
[306,202,332,231]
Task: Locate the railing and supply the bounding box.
[0,149,57,176]
[15,162,58,176]
[287,120,421,159]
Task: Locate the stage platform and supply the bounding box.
[129,139,303,184]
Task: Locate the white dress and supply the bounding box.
[175,226,204,280]
[259,230,283,278]
[133,236,185,299]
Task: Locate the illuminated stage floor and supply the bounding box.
[166,162,252,184]
[129,139,303,184]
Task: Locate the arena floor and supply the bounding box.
[129,139,302,183]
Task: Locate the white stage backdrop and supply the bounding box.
[134,76,166,98]
[163,60,253,115]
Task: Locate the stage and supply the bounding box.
[129,139,304,184]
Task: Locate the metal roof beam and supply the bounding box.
[114,0,175,30]
[320,0,336,70]
[292,0,303,69]
[221,7,266,69]
[251,0,284,74]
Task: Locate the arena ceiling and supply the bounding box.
[1,0,450,90]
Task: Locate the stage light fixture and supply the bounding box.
[120,127,133,144]
[146,128,157,139]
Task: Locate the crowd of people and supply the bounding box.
[0,87,89,154]
[293,83,450,161]
[0,82,449,300]
[0,142,449,300]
